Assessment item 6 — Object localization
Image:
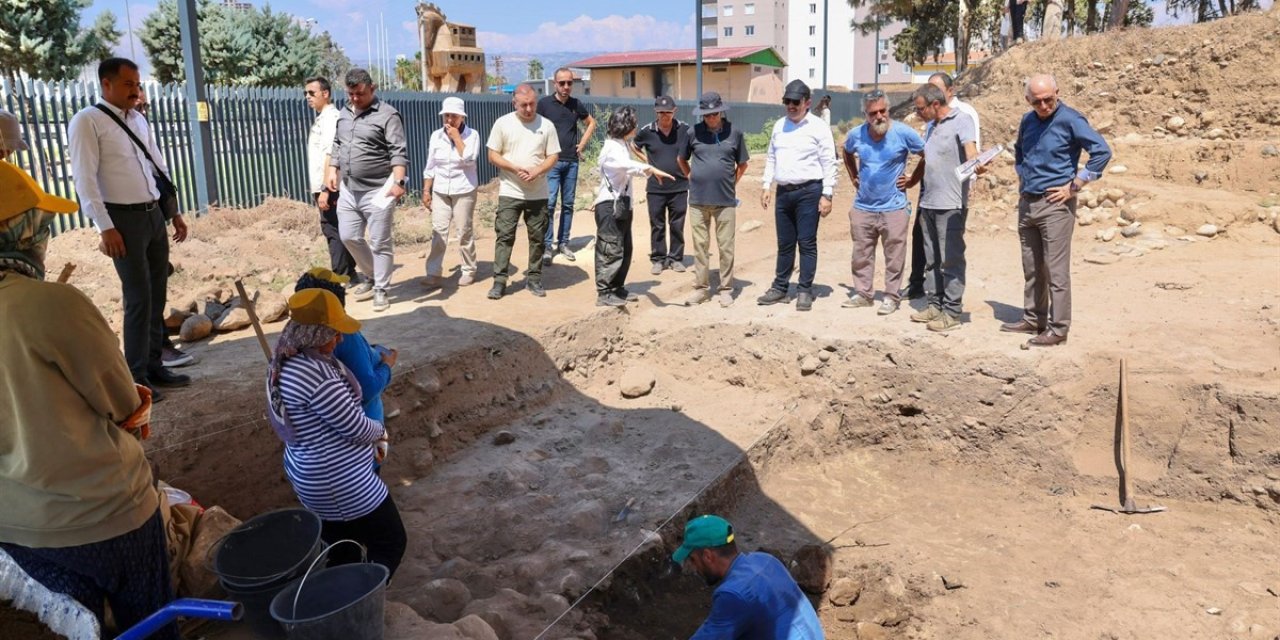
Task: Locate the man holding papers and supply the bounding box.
[326,68,409,313]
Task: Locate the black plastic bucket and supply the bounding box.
[213,509,323,589]
[212,509,324,638]
[269,563,388,640]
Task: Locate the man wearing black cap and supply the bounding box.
[633,95,690,276]
[678,92,749,308]
[757,79,837,311]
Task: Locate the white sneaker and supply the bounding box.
[717,290,735,307]
[877,298,900,315]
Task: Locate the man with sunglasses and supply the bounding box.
[325,68,409,313]
[903,83,980,333]
[842,90,924,316]
[757,79,837,311]
[1003,74,1110,347]
[305,76,359,287]
[537,68,597,265]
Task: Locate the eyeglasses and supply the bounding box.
[782,98,802,106]
[866,89,886,100]
[304,90,318,97]
[1029,96,1057,106]
[557,80,573,86]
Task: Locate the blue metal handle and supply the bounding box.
[115,598,242,640]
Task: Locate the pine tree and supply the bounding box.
[0,0,121,81]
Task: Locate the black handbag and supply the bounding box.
[93,104,180,219]
[602,170,633,222]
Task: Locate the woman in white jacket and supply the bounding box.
[593,106,675,306]
[422,97,480,288]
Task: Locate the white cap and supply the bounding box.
[0,109,28,153]
[439,97,467,118]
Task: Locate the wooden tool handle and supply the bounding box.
[1116,358,1132,509]
[235,280,272,363]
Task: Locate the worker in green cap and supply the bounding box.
[673,515,825,639]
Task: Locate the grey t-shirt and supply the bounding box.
[681,121,749,207]
[919,110,975,210]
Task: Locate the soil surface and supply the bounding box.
[7,10,1279,640]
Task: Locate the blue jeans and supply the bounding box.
[771,181,822,293]
[545,160,579,249]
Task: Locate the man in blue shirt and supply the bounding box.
[674,515,824,639]
[842,90,924,316]
[1003,74,1111,347]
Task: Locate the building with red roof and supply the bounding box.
[568,46,786,103]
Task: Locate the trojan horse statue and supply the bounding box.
[415,2,485,93]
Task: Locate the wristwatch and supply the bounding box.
[396,178,407,187]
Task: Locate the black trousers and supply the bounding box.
[320,493,407,582]
[595,199,633,296]
[0,510,178,640]
[647,191,687,264]
[318,190,358,280]
[108,205,170,381]
[1010,0,1028,40]
[908,207,926,293]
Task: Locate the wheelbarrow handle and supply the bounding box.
[115,598,242,640]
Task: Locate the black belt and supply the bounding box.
[777,179,821,192]
[105,201,158,211]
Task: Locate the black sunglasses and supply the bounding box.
[783,98,803,106]
[557,80,573,86]
[304,90,319,97]
[1030,96,1057,106]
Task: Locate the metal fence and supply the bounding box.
[2,77,880,235]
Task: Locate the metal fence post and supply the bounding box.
[178,0,219,212]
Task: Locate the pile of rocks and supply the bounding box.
[165,285,289,342]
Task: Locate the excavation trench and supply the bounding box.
[10,310,1277,640]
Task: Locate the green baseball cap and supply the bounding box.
[672,515,735,564]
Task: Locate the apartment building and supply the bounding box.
[700,0,912,89]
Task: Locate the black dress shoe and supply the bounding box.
[134,378,164,403]
[148,367,191,387]
[905,287,926,300]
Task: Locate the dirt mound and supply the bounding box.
[961,9,1280,142]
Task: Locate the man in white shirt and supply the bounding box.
[305,75,357,285]
[68,58,189,398]
[757,79,838,312]
[485,85,560,300]
[907,72,982,299]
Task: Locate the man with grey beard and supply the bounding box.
[840,90,924,316]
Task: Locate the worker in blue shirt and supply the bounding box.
[1003,73,1111,348]
[673,515,824,639]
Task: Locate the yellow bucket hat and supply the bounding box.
[0,160,78,222]
[287,288,361,334]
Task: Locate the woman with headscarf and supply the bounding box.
[593,105,674,307]
[0,160,179,638]
[293,267,397,426]
[266,289,406,578]
[422,96,480,289]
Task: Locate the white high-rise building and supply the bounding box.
[701,0,912,89]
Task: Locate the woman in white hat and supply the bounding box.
[422,96,480,288]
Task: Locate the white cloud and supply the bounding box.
[479,14,695,54]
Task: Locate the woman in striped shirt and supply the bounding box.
[266,289,406,579]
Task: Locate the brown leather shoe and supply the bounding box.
[1000,320,1042,334]
[1026,331,1068,347]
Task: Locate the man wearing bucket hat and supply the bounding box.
[267,289,407,579]
[422,96,480,289]
[674,515,824,638]
[678,92,749,307]
[0,160,180,640]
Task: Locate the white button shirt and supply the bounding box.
[423,126,479,196]
[761,113,838,197]
[307,104,339,193]
[592,138,651,207]
[68,100,168,232]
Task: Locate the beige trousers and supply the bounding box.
[688,205,736,291]
[426,191,477,277]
